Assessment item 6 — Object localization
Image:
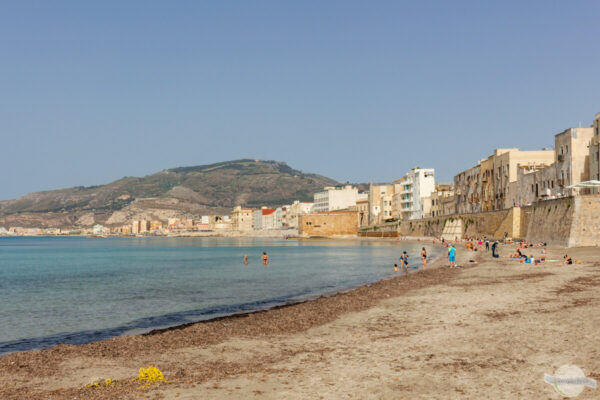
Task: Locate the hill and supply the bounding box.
[0,159,338,228]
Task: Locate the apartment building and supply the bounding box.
[454,163,481,214]
[313,185,359,213]
[515,125,594,205]
[393,168,436,220]
[493,148,555,210]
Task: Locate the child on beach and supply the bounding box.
[421,247,427,269]
[394,263,399,272]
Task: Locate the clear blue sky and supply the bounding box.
[1,1,599,200]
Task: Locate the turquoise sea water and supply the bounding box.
[0,236,438,354]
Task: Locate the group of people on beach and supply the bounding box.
[243,252,269,266]
[394,247,429,274]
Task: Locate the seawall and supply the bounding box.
[359,195,600,247]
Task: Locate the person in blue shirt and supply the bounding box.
[448,244,456,268]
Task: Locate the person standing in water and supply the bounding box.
[262,252,269,265]
[421,247,427,269]
[243,254,248,265]
[400,251,409,274]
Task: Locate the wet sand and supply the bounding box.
[1,242,599,399]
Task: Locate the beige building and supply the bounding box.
[589,113,600,185]
[514,126,594,205]
[427,183,454,217]
[454,148,555,212]
[454,163,481,214]
[479,156,495,211]
[493,148,555,210]
[298,211,358,236]
[368,184,395,225]
[357,196,369,228]
[231,206,256,231]
[282,201,313,229]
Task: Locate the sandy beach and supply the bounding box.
[0,241,599,399]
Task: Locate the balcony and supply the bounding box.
[557,154,565,162]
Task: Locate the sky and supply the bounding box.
[1,1,599,200]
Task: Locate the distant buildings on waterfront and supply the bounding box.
[3,112,599,239]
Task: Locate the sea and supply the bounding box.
[0,236,439,355]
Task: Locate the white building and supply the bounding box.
[253,207,282,230]
[92,224,107,235]
[394,168,436,220]
[312,185,359,213]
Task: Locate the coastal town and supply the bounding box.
[3,112,599,247]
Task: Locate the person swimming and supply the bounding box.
[244,254,248,265]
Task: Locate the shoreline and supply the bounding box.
[0,243,457,399]
[0,239,447,356]
[2,243,598,398]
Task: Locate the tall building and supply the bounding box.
[312,185,359,213]
[394,168,436,220]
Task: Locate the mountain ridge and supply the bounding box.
[0,159,339,228]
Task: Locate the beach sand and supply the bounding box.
[0,242,599,399]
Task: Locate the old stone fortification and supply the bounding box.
[359,195,600,247]
[299,212,359,236]
[525,195,600,247]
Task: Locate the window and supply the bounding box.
[566,145,569,153]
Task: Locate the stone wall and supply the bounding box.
[358,195,600,247]
[299,211,358,236]
[567,196,600,247]
[524,197,574,246]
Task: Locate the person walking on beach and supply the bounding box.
[485,239,490,252]
[448,244,456,268]
[262,252,269,265]
[421,247,427,270]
